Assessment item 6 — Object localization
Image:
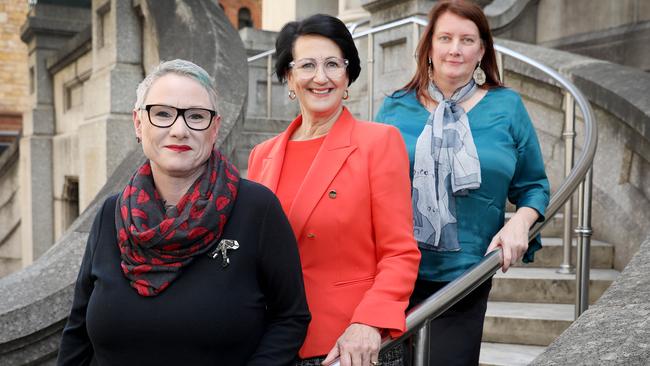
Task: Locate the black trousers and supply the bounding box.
[406,277,493,366]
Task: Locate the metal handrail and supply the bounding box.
[246,17,427,62]
[494,44,598,240]
[246,16,597,366]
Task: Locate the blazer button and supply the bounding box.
[328,190,337,199]
[307,233,316,239]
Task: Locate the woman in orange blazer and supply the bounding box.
[247,14,420,366]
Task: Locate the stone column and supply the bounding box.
[362,0,434,26]
[19,3,90,265]
[78,0,142,210]
[352,0,434,118]
[338,0,369,24]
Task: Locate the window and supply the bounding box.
[29,66,34,94]
[96,2,111,49]
[64,82,83,111]
[61,176,79,232]
[238,7,253,29]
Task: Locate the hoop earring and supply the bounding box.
[473,61,486,86]
[288,90,296,100]
[343,90,349,100]
[136,136,141,144]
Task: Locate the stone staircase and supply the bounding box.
[234,117,620,366]
[479,215,620,366]
[233,116,291,175]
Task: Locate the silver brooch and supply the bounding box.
[210,239,240,267]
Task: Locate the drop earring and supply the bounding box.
[473,61,486,86]
[342,90,349,100]
[136,136,141,144]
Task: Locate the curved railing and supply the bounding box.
[247,16,598,366]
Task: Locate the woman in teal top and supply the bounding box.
[375,1,549,365]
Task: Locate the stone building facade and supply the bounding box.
[488,0,650,72]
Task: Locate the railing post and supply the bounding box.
[266,54,272,119]
[558,92,576,274]
[413,323,429,366]
[575,169,594,317]
[367,33,374,120]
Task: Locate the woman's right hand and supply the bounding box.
[322,323,381,366]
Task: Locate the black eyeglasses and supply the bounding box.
[140,104,217,131]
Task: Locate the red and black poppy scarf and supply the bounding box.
[115,149,239,296]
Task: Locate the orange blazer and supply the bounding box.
[248,107,420,358]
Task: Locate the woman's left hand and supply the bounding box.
[486,207,539,272]
[322,323,381,366]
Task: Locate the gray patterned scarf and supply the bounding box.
[412,80,481,251]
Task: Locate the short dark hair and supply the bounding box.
[274,14,361,86]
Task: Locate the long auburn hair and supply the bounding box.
[401,0,502,103]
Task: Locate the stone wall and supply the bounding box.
[50,46,92,242]
[489,0,650,71]
[531,234,650,365]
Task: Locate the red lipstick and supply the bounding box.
[165,145,192,152]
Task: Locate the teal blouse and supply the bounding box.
[375,88,550,282]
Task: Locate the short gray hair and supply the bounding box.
[134,59,219,112]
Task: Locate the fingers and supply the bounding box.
[337,341,376,366]
[322,344,339,365]
[350,351,362,366]
[326,324,381,366]
[485,237,500,255]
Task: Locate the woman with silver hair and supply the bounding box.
[57,59,310,365]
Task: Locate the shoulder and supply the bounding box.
[233,178,279,211]
[86,194,120,253]
[250,133,282,157]
[95,194,118,225]
[236,178,275,203]
[379,89,418,110]
[487,87,525,106]
[352,119,403,143]
[104,194,119,210]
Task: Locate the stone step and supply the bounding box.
[234,148,252,173]
[513,237,614,269]
[479,342,546,366]
[489,267,619,304]
[243,117,291,133]
[237,131,277,150]
[483,302,574,346]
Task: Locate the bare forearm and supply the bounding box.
[512,206,539,229]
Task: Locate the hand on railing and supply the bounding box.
[486,207,540,272]
[326,249,504,366]
[322,323,382,366]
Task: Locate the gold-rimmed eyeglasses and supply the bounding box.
[288,57,349,80]
[139,104,217,131]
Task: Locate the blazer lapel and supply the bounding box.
[256,115,304,192]
[288,108,357,238]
